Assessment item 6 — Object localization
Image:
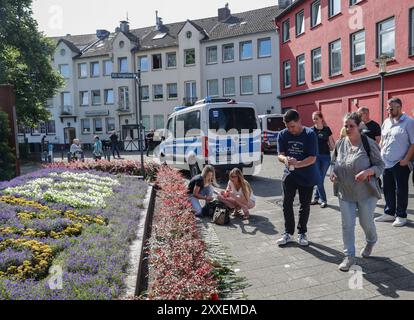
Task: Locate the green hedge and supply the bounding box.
[0,111,16,181]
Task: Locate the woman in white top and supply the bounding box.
[217,168,256,220]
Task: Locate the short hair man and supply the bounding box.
[276,110,319,247]
[375,98,414,227]
[357,107,381,144]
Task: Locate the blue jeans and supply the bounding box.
[383,163,410,218]
[339,197,378,257]
[189,186,213,216]
[314,154,331,203]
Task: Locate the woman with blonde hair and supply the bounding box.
[187,165,218,217]
[217,168,256,220]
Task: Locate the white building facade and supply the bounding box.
[22,5,282,147]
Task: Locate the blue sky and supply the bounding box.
[33,0,279,36]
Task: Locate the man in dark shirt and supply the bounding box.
[109,131,121,159]
[358,107,381,144]
[276,110,319,247]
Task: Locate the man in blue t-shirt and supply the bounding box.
[276,110,319,247]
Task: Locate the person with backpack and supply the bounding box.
[217,168,256,221]
[331,112,385,272]
[187,165,218,217]
[375,98,414,227]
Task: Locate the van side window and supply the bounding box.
[210,108,257,134]
[176,111,201,138]
[167,118,174,138]
[267,117,285,132]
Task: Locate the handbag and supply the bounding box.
[213,207,230,225]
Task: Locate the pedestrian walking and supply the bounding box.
[375,98,414,227]
[217,168,256,220]
[187,165,218,217]
[276,110,319,247]
[92,136,104,161]
[357,107,382,144]
[109,131,121,159]
[331,112,384,271]
[145,130,155,157]
[311,111,335,208]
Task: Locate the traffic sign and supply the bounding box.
[111,73,138,79]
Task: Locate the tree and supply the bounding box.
[0,111,16,181]
[0,0,64,127]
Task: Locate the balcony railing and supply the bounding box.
[183,97,198,106]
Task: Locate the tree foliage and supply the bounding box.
[0,0,64,127]
[0,111,16,181]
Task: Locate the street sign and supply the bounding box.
[111,73,138,79]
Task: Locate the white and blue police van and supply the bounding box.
[258,114,285,151]
[158,97,263,177]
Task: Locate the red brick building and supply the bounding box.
[275,0,414,138]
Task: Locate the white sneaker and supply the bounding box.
[338,256,356,272]
[298,234,309,246]
[277,233,295,246]
[374,214,395,223]
[392,217,407,227]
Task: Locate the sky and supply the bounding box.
[32,0,279,37]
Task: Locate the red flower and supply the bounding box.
[211,293,220,300]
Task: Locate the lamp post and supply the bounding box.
[374,55,391,124]
[134,70,145,179]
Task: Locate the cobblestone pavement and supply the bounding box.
[211,154,414,300]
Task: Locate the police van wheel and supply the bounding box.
[189,164,200,178]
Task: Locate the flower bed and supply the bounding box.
[0,169,147,300]
[44,160,159,182]
[146,166,218,300]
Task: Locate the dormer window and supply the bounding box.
[186,31,192,39]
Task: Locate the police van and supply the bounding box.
[258,114,285,151]
[158,97,263,177]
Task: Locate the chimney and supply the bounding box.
[120,20,130,33]
[96,29,110,40]
[218,3,231,22]
[155,11,163,30]
[279,0,293,10]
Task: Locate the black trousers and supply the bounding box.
[282,174,314,235]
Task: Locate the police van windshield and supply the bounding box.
[266,117,285,132]
[209,108,257,134]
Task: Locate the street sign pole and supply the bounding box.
[134,71,145,179]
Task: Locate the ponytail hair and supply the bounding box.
[312,111,327,127]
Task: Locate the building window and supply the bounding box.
[282,20,290,43]
[119,87,129,110]
[90,62,100,77]
[59,64,70,78]
[140,86,149,101]
[240,76,253,95]
[152,54,162,70]
[311,0,322,28]
[329,39,342,76]
[166,52,177,68]
[258,38,271,58]
[103,60,112,76]
[80,91,89,106]
[206,46,218,64]
[154,115,164,130]
[223,77,236,96]
[240,41,253,60]
[153,84,163,100]
[207,79,219,97]
[139,56,149,71]
[351,30,366,70]
[46,120,56,135]
[31,124,41,135]
[104,89,114,105]
[184,49,196,66]
[283,60,291,88]
[81,119,91,134]
[118,57,128,73]
[296,10,305,36]
[377,17,395,58]
[78,63,87,78]
[185,82,197,103]
[349,0,361,6]
[222,44,234,62]
[61,92,71,106]
[91,90,101,105]
[329,0,341,17]
[311,47,322,81]
[142,115,151,131]
[411,8,414,55]
[94,118,103,133]
[106,118,115,133]
[258,74,272,94]
[167,83,178,99]
[296,54,306,85]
